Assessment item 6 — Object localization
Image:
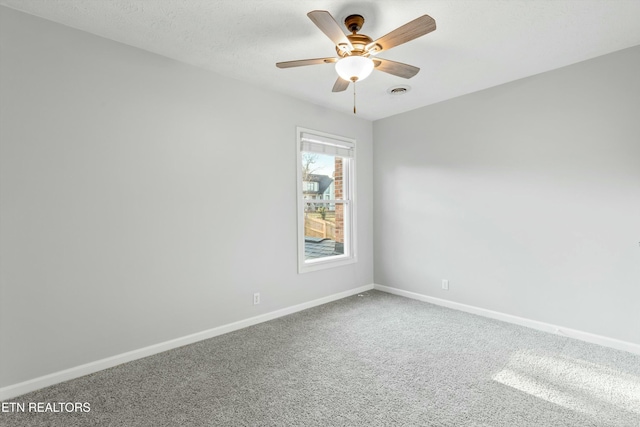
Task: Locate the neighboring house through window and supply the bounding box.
[296,127,356,273]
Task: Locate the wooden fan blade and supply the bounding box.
[367,15,436,54]
[373,58,420,79]
[332,77,350,92]
[276,57,338,68]
[307,10,353,53]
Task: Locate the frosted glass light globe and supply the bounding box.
[335,56,374,82]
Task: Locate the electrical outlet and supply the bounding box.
[253,293,260,305]
[442,279,449,290]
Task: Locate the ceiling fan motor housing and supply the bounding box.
[336,15,381,58]
[337,33,374,57]
[337,17,369,57]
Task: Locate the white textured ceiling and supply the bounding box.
[2,0,640,121]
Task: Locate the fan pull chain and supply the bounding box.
[353,80,357,114]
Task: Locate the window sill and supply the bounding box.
[298,255,357,274]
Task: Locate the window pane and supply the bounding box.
[304,201,345,260]
[301,150,347,261]
[301,152,342,200]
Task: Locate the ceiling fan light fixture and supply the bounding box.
[335,56,374,82]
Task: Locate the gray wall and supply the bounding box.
[374,46,640,345]
[0,7,373,387]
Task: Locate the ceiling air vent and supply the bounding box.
[387,85,411,95]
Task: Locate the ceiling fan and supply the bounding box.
[276,10,436,111]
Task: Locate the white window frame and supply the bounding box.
[296,127,357,273]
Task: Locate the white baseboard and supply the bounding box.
[0,284,374,401]
[373,284,640,356]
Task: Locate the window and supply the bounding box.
[303,181,319,192]
[296,127,356,273]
